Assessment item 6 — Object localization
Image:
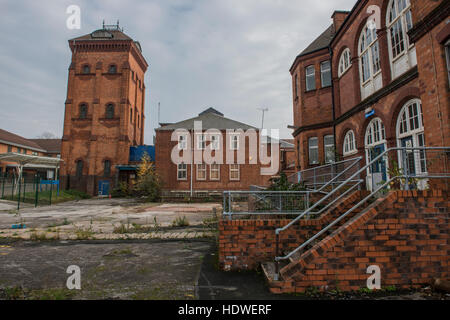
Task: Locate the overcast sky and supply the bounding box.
[0,0,356,142]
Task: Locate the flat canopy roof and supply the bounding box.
[0,152,62,167]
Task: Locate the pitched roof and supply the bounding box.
[299,24,335,57]
[0,129,46,152]
[155,108,258,131]
[28,139,61,154]
[69,29,133,42]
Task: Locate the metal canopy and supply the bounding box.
[0,152,62,167]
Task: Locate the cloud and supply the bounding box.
[0,0,356,140]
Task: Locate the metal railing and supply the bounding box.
[287,157,363,190]
[223,160,363,219]
[273,146,450,280]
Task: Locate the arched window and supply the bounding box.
[106,104,114,119]
[103,160,111,177]
[108,64,117,74]
[75,160,83,177]
[82,64,90,74]
[338,48,352,77]
[343,130,357,156]
[79,104,88,119]
[387,0,416,78]
[359,24,382,99]
[366,118,386,147]
[396,99,426,176]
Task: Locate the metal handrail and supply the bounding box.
[273,146,450,279]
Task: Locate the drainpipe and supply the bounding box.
[329,45,337,159]
[190,129,193,198]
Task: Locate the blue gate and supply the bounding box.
[98,180,110,196]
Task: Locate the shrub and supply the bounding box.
[134,153,163,202]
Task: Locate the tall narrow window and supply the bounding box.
[305,65,316,91]
[76,160,83,177]
[324,135,335,163]
[178,135,187,150]
[321,61,332,87]
[79,104,87,119]
[387,0,413,60]
[230,134,239,150]
[210,134,220,150]
[338,48,352,77]
[308,137,319,165]
[446,39,450,88]
[197,134,206,150]
[294,74,298,98]
[106,104,114,119]
[7,145,12,153]
[230,164,240,181]
[130,108,133,123]
[196,164,207,180]
[177,163,187,180]
[343,130,357,156]
[104,160,111,177]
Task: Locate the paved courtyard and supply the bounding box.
[0,198,221,240]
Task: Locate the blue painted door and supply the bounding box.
[98,180,110,196]
[369,144,387,182]
[401,136,416,176]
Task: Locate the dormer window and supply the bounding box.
[338,48,352,77]
[108,64,117,74]
[82,65,90,74]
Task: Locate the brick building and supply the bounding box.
[0,128,62,179]
[290,0,449,190]
[155,108,281,196]
[60,23,149,195]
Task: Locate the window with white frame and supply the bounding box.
[359,24,381,84]
[308,137,319,165]
[396,99,426,175]
[230,134,239,150]
[197,164,207,180]
[387,0,416,79]
[210,134,220,150]
[324,135,335,163]
[321,61,332,87]
[446,39,450,88]
[177,163,187,180]
[366,118,386,146]
[229,164,240,181]
[210,163,220,180]
[343,130,357,156]
[305,65,316,91]
[197,134,206,150]
[338,48,352,77]
[178,134,187,150]
[387,0,413,60]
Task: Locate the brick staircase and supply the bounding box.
[261,192,391,294]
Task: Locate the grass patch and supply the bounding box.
[0,286,76,300]
[3,189,91,205]
[171,216,189,227]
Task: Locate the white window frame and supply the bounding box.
[196,134,206,150]
[338,48,352,77]
[343,130,357,156]
[177,163,187,181]
[324,135,335,164]
[210,163,220,181]
[387,0,414,62]
[305,65,316,91]
[359,24,381,86]
[230,134,239,151]
[308,137,319,165]
[210,134,220,150]
[320,61,332,88]
[196,163,207,181]
[229,164,240,181]
[178,134,187,150]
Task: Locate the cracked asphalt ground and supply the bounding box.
[0,239,213,300]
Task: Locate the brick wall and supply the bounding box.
[219,190,449,293]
